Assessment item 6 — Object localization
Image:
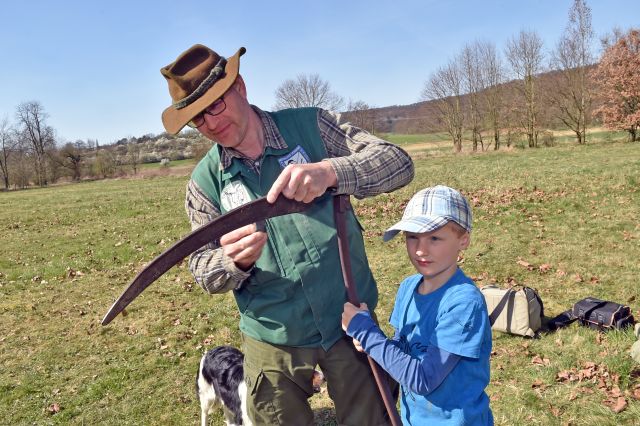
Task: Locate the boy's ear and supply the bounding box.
[459,232,471,250]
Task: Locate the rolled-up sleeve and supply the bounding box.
[318,109,414,198]
[184,179,251,293]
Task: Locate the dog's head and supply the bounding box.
[311,369,326,393]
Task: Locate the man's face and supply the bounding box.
[405,222,470,285]
[195,77,253,150]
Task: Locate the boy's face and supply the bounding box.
[405,222,470,285]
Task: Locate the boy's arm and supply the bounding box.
[347,312,460,395]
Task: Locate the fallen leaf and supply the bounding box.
[517,259,534,271]
[611,396,627,413]
[573,273,584,283]
[557,370,572,382]
[47,403,61,414]
[532,355,550,366]
[610,386,622,398]
[532,378,545,388]
[539,264,552,273]
[598,376,607,389]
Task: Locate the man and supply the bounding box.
[160,44,414,425]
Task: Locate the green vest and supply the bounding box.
[191,107,377,350]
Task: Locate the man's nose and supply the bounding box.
[202,112,222,129]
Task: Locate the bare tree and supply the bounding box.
[274,74,344,111]
[15,101,55,186]
[549,0,594,144]
[506,30,545,147]
[345,100,376,133]
[477,41,505,150]
[461,42,485,151]
[92,149,117,178]
[422,57,465,152]
[0,116,16,190]
[10,148,32,189]
[54,141,85,181]
[127,143,141,175]
[599,26,626,51]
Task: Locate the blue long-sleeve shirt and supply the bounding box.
[346,311,460,395]
[348,270,493,426]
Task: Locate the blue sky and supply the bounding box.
[1,0,637,145]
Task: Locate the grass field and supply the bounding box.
[1,133,639,425]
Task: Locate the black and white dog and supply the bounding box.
[197,345,325,426]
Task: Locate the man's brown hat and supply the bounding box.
[160,45,246,134]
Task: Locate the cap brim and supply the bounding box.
[382,215,451,242]
[161,47,246,135]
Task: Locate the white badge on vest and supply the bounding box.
[220,181,252,212]
[278,145,310,168]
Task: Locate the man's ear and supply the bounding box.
[234,74,247,99]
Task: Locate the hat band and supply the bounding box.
[172,57,227,110]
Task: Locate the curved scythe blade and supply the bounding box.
[101,195,312,325]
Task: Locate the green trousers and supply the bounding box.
[242,333,394,425]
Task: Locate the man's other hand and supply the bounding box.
[219,222,267,270]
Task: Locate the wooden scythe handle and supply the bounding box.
[333,195,402,426]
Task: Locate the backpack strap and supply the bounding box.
[488,289,515,326]
[547,310,577,331]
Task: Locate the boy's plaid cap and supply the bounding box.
[383,185,472,242]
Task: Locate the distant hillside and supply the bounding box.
[344,65,601,134]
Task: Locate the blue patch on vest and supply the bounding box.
[278,145,311,168]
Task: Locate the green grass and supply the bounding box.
[1,135,639,425]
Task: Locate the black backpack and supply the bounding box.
[548,297,635,332]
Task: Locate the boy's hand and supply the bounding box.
[341,302,369,331]
[352,338,364,353]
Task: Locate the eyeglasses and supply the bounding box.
[187,97,227,128]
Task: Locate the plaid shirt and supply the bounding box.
[185,106,414,293]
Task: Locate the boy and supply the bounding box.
[342,185,493,425]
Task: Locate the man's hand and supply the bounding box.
[219,222,267,270]
[267,161,338,203]
[343,302,369,353]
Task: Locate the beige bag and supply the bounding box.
[480,285,544,337]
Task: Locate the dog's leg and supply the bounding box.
[238,380,252,426]
[201,405,208,426]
